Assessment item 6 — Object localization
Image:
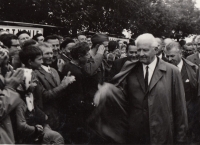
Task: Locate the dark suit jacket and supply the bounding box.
[182,58,200,138]
[34,67,65,130]
[187,52,200,66]
[125,58,188,144]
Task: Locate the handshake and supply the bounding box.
[61,71,76,87]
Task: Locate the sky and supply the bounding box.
[195,0,200,9]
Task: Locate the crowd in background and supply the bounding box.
[0,29,200,144]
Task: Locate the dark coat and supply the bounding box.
[187,52,200,66]
[89,58,188,144]
[182,58,200,140]
[126,58,188,144]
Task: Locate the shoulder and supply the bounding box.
[183,58,198,71]
[50,67,58,74]
[160,59,180,73]
[187,53,197,60]
[113,57,128,66]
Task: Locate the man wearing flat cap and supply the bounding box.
[83,33,109,101]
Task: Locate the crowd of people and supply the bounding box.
[0,29,200,144]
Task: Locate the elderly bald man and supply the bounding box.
[125,33,188,144]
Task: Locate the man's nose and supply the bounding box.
[168,57,172,61]
[139,50,144,56]
[132,53,136,57]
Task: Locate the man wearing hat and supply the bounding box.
[83,33,109,101]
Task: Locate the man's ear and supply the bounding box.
[154,47,159,52]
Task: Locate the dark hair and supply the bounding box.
[44,35,59,42]
[179,40,186,47]
[0,34,18,48]
[126,42,136,52]
[19,45,42,67]
[108,41,119,52]
[16,30,30,38]
[21,39,37,50]
[70,42,90,60]
[32,33,43,41]
[60,38,74,50]
[124,41,128,45]
[129,38,135,43]
[87,35,92,38]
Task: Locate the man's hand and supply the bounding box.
[0,48,8,66]
[57,59,65,72]
[35,124,43,134]
[61,71,76,87]
[97,45,105,55]
[5,69,24,90]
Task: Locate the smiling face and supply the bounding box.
[46,39,60,57]
[29,55,43,70]
[18,33,31,45]
[41,46,53,65]
[127,45,138,60]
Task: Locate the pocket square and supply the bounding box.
[185,79,189,82]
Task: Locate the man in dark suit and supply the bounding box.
[126,33,188,144]
[165,41,200,143]
[187,37,200,66]
[109,42,138,80]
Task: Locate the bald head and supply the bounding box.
[155,37,164,56]
[135,33,157,65]
[164,38,173,46]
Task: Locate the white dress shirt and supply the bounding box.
[158,53,162,59]
[143,57,158,85]
[177,59,183,72]
[41,65,51,74]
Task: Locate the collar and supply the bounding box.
[143,56,157,71]
[41,65,51,73]
[177,59,183,72]
[70,60,82,68]
[158,53,162,59]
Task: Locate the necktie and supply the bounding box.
[145,66,149,91]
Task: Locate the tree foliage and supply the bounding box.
[0,0,200,37]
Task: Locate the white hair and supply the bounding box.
[135,33,157,48]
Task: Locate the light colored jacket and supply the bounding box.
[0,88,21,144]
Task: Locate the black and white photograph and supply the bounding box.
[1,0,200,144]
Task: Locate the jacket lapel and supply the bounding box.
[38,67,57,88]
[136,63,146,93]
[148,59,166,92]
[183,58,197,89]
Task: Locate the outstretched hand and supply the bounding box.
[61,71,76,87]
[5,69,24,90]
